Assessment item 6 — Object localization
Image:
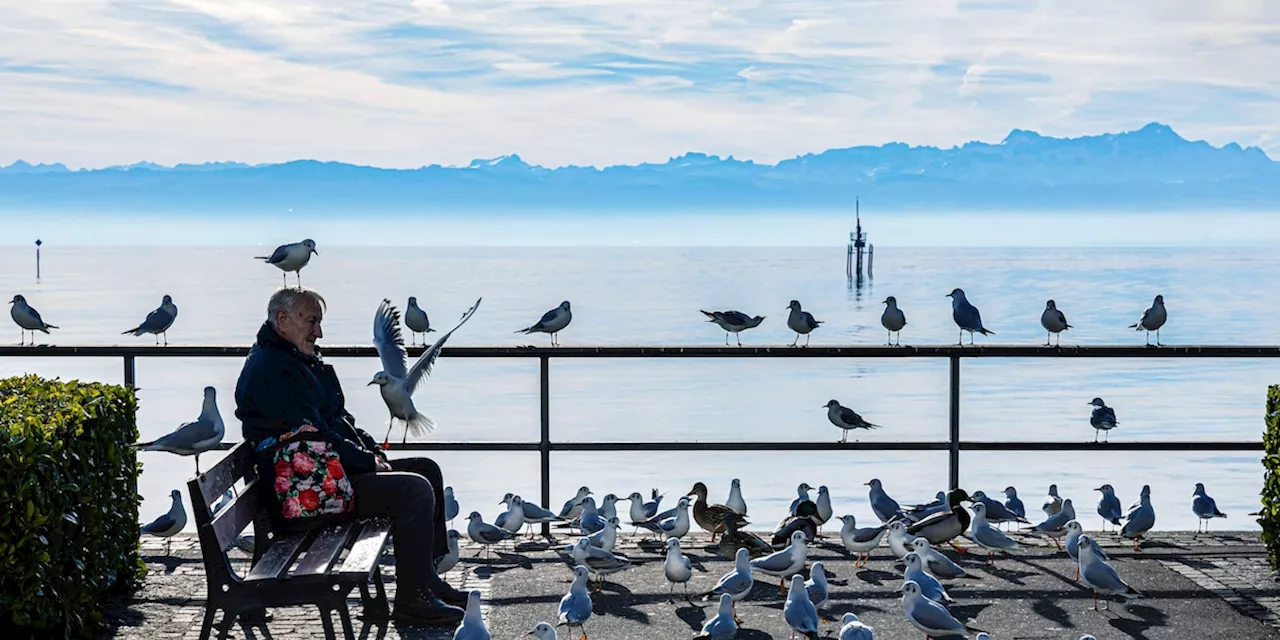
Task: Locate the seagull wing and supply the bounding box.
[910,598,967,633]
[261,244,291,263]
[141,511,176,534]
[372,299,408,379]
[140,306,174,332]
[405,298,482,394]
[148,418,219,450]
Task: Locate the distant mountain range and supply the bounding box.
[2,123,1277,212]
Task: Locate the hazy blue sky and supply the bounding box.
[3,1,1278,169]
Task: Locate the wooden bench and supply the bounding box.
[186,441,394,640]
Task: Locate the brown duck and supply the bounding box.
[688,482,738,542]
[717,511,774,559]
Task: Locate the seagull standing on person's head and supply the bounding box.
[517,301,572,347]
[122,295,178,345]
[140,489,187,555]
[700,309,765,346]
[881,296,907,346]
[1130,294,1167,346]
[947,288,993,345]
[1041,300,1072,346]
[369,297,482,447]
[132,386,224,477]
[786,300,822,347]
[1088,398,1119,443]
[404,296,435,346]
[256,239,317,287]
[9,295,57,346]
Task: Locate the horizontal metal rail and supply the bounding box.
[2,344,1268,534]
[3,344,1280,358]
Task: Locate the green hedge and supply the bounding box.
[1265,385,1280,571]
[0,375,146,638]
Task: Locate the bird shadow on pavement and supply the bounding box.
[141,553,186,575]
[854,568,899,586]
[1032,597,1077,628]
[947,602,992,623]
[976,563,1038,585]
[1109,604,1169,639]
[674,603,707,631]
[735,629,774,640]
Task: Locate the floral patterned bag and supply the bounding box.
[255,424,356,531]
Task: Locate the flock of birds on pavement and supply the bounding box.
[138,436,1233,640]
[9,238,1174,349]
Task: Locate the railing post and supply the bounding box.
[540,356,551,538]
[123,355,136,390]
[949,355,960,490]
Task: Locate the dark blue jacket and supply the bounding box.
[235,322,384,475]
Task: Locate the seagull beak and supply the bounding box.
[366,380,376,386]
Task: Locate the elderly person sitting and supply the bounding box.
[234,287,466,627]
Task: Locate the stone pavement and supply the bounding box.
[101,530,1278,639]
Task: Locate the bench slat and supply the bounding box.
[211,478,259,552]
[338,518,392,577]
[197,442,255,508]
[292,523,355,577]
[244,531,310,582]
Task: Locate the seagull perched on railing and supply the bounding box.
[517,301,572,346]
[369,297,482,447]
[1040,299,1072,346]
[255,239,317,287]
[122,295,177,346]
[9,295,57,346]
[1130,294,1167,346]
[825,399,881,443]
[786,300,822,347]
[700,309,765,346]
[881,296,907,346]
[132,386,224,477]
[404,296,435,346]
[947,288,993,345]
[1089,398,1119,442]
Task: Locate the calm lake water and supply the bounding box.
[1,216,1276,533]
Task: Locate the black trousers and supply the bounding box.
[349,457,451,596]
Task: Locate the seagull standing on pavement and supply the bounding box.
[140,489,187,555]
[700,309,765,346]
[453,590,490,640]
[881,296,907,346]
[1078,534,1142,610]
[726,479,747,516]
[1089,398,1119,443]
[694,594,739,640]
[1130,294,1167,346]
[947,288,993,345]
[256,239,317,287]
[1095,484,1123,531]
[784,574,820,640]
[517,301,572,346]
[1192,482,1227,532]
[132,386,224,477]
[786,300,822,347]
[404,296,435,346]
[826,399,881,443]
[557,566,593,640]
[1041,300,1072,346]
[122,295,177,345]
[369,297,482,447]
[9,295,57,345]
[1120,485,1155,551]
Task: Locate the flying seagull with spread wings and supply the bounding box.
[370,297,482,447]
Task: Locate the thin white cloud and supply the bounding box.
[0,0,1277,169]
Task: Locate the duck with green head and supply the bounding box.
[906,488,975,551]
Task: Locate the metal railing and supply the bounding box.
[2,344,1271,533]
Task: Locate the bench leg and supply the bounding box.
[360,569,390,622]
[197,607,217,640]
[318,607,337,640]
[338,605,356,640]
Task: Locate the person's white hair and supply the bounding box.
[266,288,326,327]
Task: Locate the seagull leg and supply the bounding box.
[382,416,395,450]
[1156,328,1162,346]
[804,334,811,347]
[790,334,799,347]
[736,334,742,347]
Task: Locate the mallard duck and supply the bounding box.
[689,481,738,542]
[717,512,774,559]
[772,499,821,546]
[906,488,973,550]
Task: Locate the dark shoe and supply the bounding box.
[392,592,465,627]
[433,585,468,608]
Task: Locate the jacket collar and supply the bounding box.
[255,321,325,364]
